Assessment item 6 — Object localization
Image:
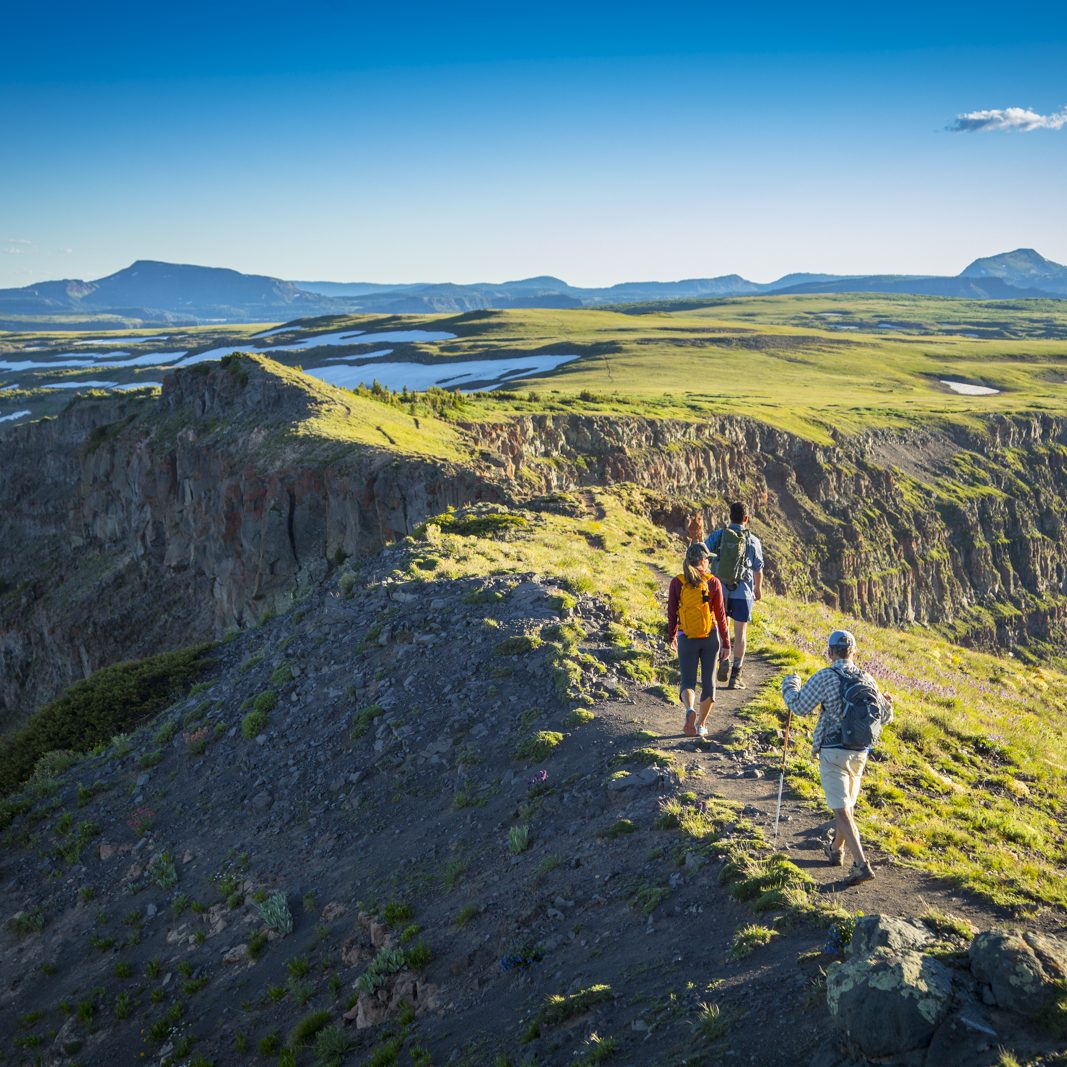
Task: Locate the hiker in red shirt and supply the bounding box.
[668,542,731,738]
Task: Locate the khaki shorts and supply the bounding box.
[819,748,868,810]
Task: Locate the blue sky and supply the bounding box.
[2,0,1065,287]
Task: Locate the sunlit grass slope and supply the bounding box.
[166,355,470,463]
[745,597,1067,912]
[5,296,1066,444]
[387,488,1067,914]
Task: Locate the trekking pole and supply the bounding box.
[773,707,794,840]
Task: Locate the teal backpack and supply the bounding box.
[713,526,749,591]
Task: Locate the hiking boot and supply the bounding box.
[717,658,730,684]
[728,665,745,690]
[683,709,697,737]
[697,724,709,739]
[844,861,875,886]
[823,838,845,867]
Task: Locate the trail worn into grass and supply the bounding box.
[631,654,1063,938]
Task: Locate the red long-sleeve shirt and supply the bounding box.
[667,574,731,646]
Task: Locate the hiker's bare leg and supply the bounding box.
[681,687,696,711]
[733,619,748,667]
[696,695,714,727]
[832,806,865,865]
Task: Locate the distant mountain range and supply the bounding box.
[2,249,1065,328]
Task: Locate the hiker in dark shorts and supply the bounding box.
[705,502,763,690]
[667,543,731,739]
[781,629,893,886]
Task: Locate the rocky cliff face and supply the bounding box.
[463,412,1067,650]
[0,363,501,723]
[3,364,1065,725]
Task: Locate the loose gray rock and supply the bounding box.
[969,930,1067,1017]
[827,947,954,1059]
[848,915,935,958]
[607,768,661,791]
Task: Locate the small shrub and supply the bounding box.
[508,824,530,854]
[314,1025,356,1066]
[350,705,385,740]
[405,939,432,970]
[496,634,543,656]
[270,664,294,686]
[288,1010,332,1047]
[256,892,293,934]
[8,908,46,935]
[631,884,669,914]
[286,955,311,980]
[382,902,414,927]
[248,928,268,959]
[138,748,163,770]
[252,690,278,715]
[514,731,564,761]
[258,1032,280,1054]
[567,708,596,727]
[153,719,179,747]
[241,710,267,740]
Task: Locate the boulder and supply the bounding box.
[969,930,1067,1017]
[848,915,935,958]
[827,947,954,1059]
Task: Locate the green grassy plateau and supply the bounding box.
[3,293,1066,442]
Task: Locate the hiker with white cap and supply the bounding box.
[780,629,893,886]
[668,542,732,739]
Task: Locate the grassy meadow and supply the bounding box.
[386,490,1067,914]
[3,293,1067,443]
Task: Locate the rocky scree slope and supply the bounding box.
[3,537,1065,1067]
[0,543,806,1067]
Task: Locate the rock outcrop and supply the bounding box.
[818,915,1067,1067]
[0,360,501,723]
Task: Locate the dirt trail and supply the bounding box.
[625,655,1033,936]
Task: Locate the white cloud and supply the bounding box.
[3,247,25,255]
[949,106,1067,132]
[6,238,31,245]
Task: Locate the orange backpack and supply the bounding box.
[677,575,713,638]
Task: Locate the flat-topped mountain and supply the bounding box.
[2,249,1066,329]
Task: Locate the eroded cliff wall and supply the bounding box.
[0,365,501,722]
[3,365,1065,726]
[465,413,1067,649]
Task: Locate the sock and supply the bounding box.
[732,658,744,671]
